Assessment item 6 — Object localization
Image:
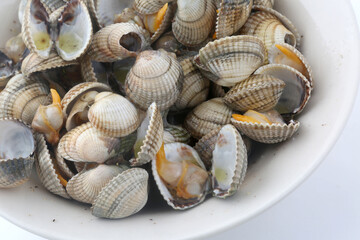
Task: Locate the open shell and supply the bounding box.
[184,98,233,139]
[125,49,184,111]
[0,119,35,188]
[134,0,174,14]
[223,74,285,112]
[172,0,216,46]
[193,127,220,170]
[130,103,163,167]
[91,168,149,219]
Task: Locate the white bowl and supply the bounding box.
[0,0,359,239]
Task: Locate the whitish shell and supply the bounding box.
[211,124,247,198]
[0,74,51,125]
[40,0,66,13]
[197,35,266,87]
[54,146,75,179]
[173,57,210,110]
[148,3,176,43]
[253,0,274,8]
[4,34,26,64]
[35,133,70,199]
[255,64,312,116]
[80,55,98,82]
[215,0,253,39]
[58,122,136,163]
[194,127,220,170]
[130,103,163,167]
[61,82,111,116]
[223,74,285,112]
[184,98,233,139]
[0,51,15,88]
[125,50,184,111]
[151,143,209,210]
[66,164,129,204]
[268,43,313,87]
[91,168,149,219]
[0,119,35,188]
[134,0,174,14]
[88,92,140,138]
[231,118,300,143]
[96,0,132,27]
[172,0,216,46]
[88,22,150,62]
[163,125,191,144]
[21,52,78,76]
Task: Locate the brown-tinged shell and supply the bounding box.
[196,35,266,87]
[91,168,149,219]
[4,34,26,64]
[172,0,216,47]
[88,22,150,62]
[35,133,70,199]
[163,125,191,144]
[184,98,233,139]
[40,0,67,13]
[54,146,75,179]
[215,0,253,39]
[96,0,132,27]
[88,92,140,138]
[194,127,221,170]
[253,0,274,8]
[134,0,174,14]
[0,119,35,188]
[223,74,285,112]
[0,74,51,125]
[125,49,184,111]
[231,118,300,144]
[148,3,176,43]
[130,102,163,167]
[66,164,129,204]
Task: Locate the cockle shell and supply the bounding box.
[0,74,51,125]
[172,0,216,46]
[184,98,233,139]
[163,125,191,144]
[40,0,67,13]
[194,127,220,170]
[35,133,70,199]
[130,102,163,167]
[172,56,210,110]
[215,0,253,39]
[0,119,35,188]
[255,64,312,116]
[54,146,75,179]
[80,55,98,83]
[125,49,184,111]
[134,0,174,14]
[88,22,150,62]
[96,0,132,27]
[0,51,15,88]
[211,124,247,198]
[91,168,149,219]
[88,92,140,138]
[4,34,26,64]
[153,31,182,53]
[253,0,274,8]
[66,164,129,204]
[223,74,285,112]
[231,117,300,144]
[58,122,136,163]
[195,35,266,87]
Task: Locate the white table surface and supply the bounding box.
[2,1,360,239]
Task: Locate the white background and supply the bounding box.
[1,1,360,239]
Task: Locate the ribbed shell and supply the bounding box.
[184,98,233,139]
[211,124,247,198]
[125,50,184,111]
[61,82,111,116]
[134,0,174,14]
[58,122,136,163]
[21,52,78,76]
[130,103,163,167]
[149,3,176,43]
[40,0,66,13]
[268,43,313,88]
[0,74,51,125]
[198,35,266,87]
[88,22,150,62]
[173,57,210,110]
[80,55,98,82]
[35,133,70,199]
[215,0,253,39]
[231,118,300,144]
[0,119,35,188]
[172,0,216,46]
[151,143,209,210]
[210,82,227,98]
[253,0,274,8]
[66,164,129,204]
[91,168,149,219]
[54,146,75,179]
[255,64,312,116]
[223,74,285,112]
[163,125,191,144]
[193,127,221,170]
[88,92,140,137]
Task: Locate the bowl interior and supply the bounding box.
[0,0,359,239]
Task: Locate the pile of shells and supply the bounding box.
[0,0,313,219]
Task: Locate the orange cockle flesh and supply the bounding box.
[232,110,272,124]
[144,3,168,34]
[274,44,307,77]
